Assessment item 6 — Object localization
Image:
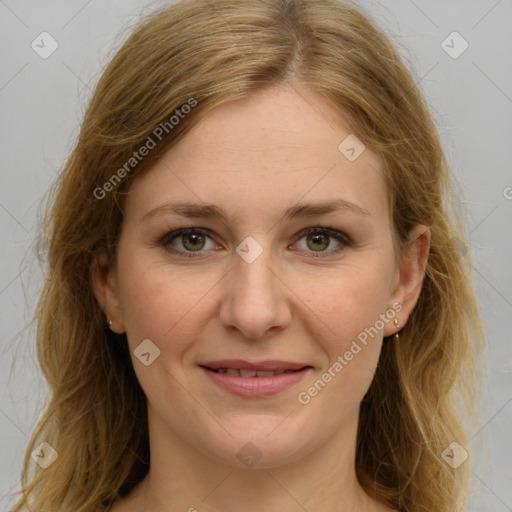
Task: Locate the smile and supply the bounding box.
[198,360,313,397]
[209,368,290,377]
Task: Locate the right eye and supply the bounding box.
[160,227,220,257]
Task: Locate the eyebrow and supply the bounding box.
[141,198,371,223]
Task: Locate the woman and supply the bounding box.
[13,0,484,510]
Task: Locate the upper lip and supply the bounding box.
[198,359,310,371]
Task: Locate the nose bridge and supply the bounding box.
[219,237,290,339]
[234,246,275,299]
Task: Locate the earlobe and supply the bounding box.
[90,250,126,334]
[384,224,431,337]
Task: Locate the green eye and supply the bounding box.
[160,226,352,259]
[161,227,216,256]
[306,232,330,251]
[294,227,352,256]
[181,232,207,251]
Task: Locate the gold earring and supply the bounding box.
[393,318,400,340]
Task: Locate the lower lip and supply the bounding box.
[200,366,311,398]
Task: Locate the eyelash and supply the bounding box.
[159,226,353,259]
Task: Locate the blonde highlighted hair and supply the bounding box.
[12,0,484,510]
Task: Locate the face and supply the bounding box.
[93,85,428,469]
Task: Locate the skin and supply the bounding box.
[92,85,430,512]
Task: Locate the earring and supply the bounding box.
[108,320,113,329]
[393,318,400,340]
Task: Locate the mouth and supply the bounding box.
[198,360,313,397]
[205,368,296,377]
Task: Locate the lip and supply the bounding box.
[198,359,308,372]
[198,360,312,398]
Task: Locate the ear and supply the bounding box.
[90,249,126,334]
[383,224,431,336]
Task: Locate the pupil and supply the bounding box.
[183,233,204,251]
[308,233,328,251]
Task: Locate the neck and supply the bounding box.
[133,410,383,512]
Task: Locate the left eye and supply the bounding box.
[292,227,351,255]
[160,227,351,257]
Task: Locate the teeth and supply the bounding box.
[255,370,274,377]
[240,369,257,377]
[213,368,289,377]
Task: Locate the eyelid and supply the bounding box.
[159,226,352,258]
[293,226,351,244]
[160,227,213,245]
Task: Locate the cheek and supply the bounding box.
[302,259,394,394]
[308,264,393,346]
[115,256,208,402]
[116,251,216,353]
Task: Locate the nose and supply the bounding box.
[218,244,292,341]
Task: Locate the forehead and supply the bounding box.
[125,86,388,225]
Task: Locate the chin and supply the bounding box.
[199,415,319,470]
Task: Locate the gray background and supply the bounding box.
[1,0,511,510]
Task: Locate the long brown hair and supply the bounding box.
[12,0,484,510]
